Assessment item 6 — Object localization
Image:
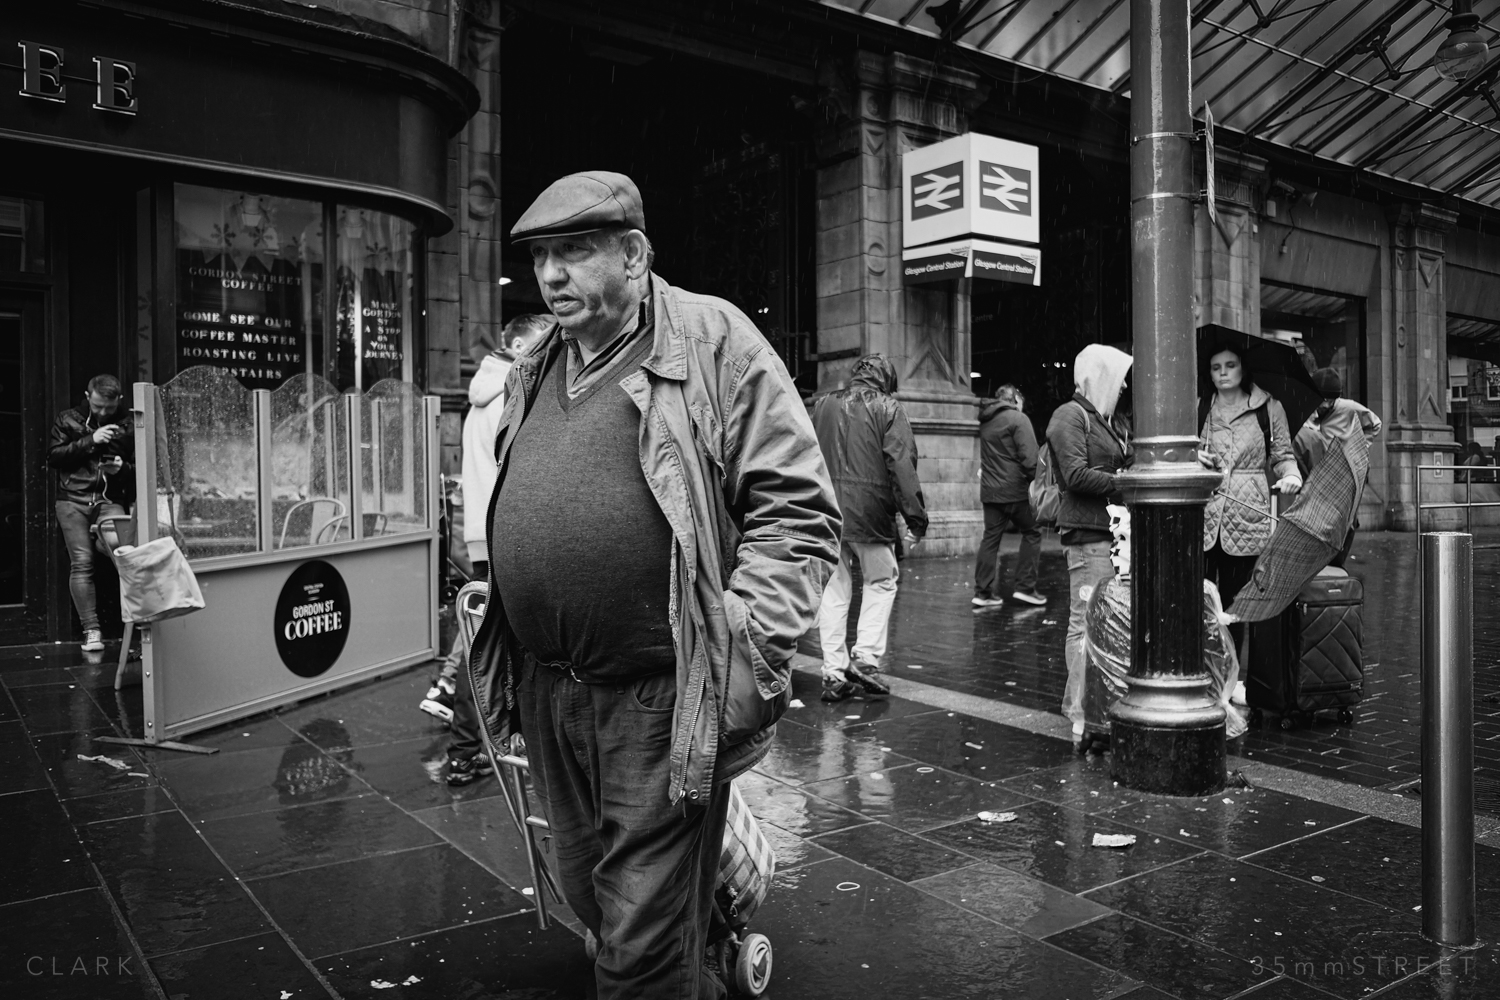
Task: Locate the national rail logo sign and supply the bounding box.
[910,162,964,219]
[274,560,351,677]
[903,133,1040,249]
[979,161,1032,216]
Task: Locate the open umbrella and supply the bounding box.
[1197,324,1323,433]
[1227,435,1369,622]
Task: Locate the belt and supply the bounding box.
[530,655,588,684]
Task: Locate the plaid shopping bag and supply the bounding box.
[717,781,776,927]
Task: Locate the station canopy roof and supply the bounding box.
[816,0,1500,212]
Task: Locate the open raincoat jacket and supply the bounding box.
[467,275,842,807]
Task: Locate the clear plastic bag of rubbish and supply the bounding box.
[1083,577,1247,739]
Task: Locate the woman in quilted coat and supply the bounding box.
[1200,344,1302,645]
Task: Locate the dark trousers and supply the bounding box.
[1206,543,1258,650]
[974,500,1041,595]
[518,657,729,1000]
[55,499,127,632]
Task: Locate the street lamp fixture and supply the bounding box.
[1435,0,1489,82]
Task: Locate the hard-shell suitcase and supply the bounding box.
[1247,566,1364,729]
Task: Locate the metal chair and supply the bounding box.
[454,580,563,929]
[277,497,348,549]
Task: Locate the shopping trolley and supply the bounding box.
[452,580,777,996]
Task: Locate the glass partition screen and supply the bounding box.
[158,367,262,560]
[270,374,351,550]
[360,380,428,537]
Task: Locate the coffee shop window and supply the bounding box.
[0,195,46,273]
[334,208,415,392]
[174,184,325,391]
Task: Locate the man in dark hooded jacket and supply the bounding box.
[812,354,928,701]
[973,384,1045,608]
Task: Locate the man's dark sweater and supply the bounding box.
[491,334,676,680]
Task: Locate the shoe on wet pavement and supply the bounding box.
[971,592,1004,607]
[821,676,862,702]
[1012,589,1047,606]
[82,628,104,652]
[445,751,494,786]
[419,676,456,724]
[846,659,890,697]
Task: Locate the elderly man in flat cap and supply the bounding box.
[466,171,841,997]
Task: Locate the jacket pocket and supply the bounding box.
[718,589,790,746]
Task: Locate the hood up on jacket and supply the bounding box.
[468,353,513,408]
[979,398,1017,422]
[1074,344,1133,418]
[849,354,898,395]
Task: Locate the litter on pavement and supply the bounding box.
[77,754,130,770]
[977,811,1018,823]
[1091,833,1137,848]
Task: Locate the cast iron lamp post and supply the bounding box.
[1110,0,1227,795]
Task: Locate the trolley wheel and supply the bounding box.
[1338,708,1355,725]
[1279,715,1296,731]
[733,933,773,997]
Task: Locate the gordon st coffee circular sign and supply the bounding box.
[274,560,351,677]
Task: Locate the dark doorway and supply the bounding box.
[0,293,48,642]
[968,149,1130,441]
[499,17,818,391]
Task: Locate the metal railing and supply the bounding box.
[1414,463,1500,535]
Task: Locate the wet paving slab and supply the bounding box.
[0,889,157,999]
[3,634,1497,999]
[77,810,272,958]
[878,535,1500,816]
[151,931,333,1000]
[249,843,532,960]
[1081,851,1442,998]
[924,799,1206,894]
[318,911,591,1000]
[757,856,1140,999]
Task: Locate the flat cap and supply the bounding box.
[510,171,646,241]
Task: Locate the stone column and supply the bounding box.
[427,1,505,479]
[1194,149,1266,334]
[1385,203,1461,530]
[812,51,990,557]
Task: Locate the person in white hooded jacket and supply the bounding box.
[1045,344,1133,751]
[460,314,555,572]
[421,314,553,785]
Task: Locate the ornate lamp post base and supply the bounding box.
[1111,458,1227,796]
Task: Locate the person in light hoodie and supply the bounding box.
[1045,344,1133,752]
[419,314,552,786]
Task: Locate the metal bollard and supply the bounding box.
[1420,532,1476,946]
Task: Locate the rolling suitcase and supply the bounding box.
[1247,566,1364,729]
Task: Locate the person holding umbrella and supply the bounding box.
[1198,337,1303,653]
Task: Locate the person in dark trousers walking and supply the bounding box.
[1047,345,1132,751]
[468,171,840,1000]
[48,374,135,652]
[973,384,1044,608]
[812,354,928,703]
